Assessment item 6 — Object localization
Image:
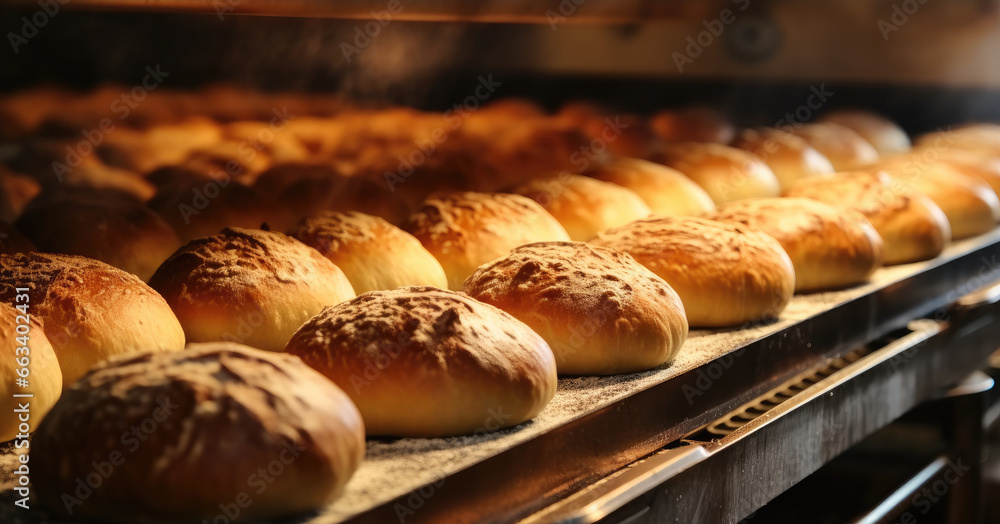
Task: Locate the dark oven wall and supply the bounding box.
[3,8,1000,134]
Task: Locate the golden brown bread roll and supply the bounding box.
[914,124,1000,154]
[288,211,448,294]
[587,157,716,216]
[285,286,556,437]
[732,127,835,190]
[479,119,590,180]
[252,163,342,230]
[656,143,782,204]
[14,190,182,282]
[0,253,185,385]
[221,120,312,166]
[875,157,1000,239]
[179,141,272,183]
[0,302,62,442]
[406,192,571,290]
[33,342,365,523]
[325,175,412,226]
[592,216,795,327]
[648,107,735,144]
[9,143,156,201]
[146,166,269,242]
[149,227,355,352]
[98,118,222,174]
[781,122,880,171]
[713,198,884,292]
[464,242,688,374]
[820,110,911,155]
[932,149,1000,196]
[784,171,951,265]
[0,220,35,254]
[557,102,654,158]
[510,174,651,241]
[0,166,41,222]
[254,164,410,230]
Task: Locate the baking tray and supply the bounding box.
[2,230,1000,524]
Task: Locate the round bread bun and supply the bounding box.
[591,216,795,327]
[0,302,62,442]
[255,164,410,230]
[713,198,884,292]
[288,211,448,294]
[732,127,835,190]
[178,141,272,183]
[221,120,312,165]
[875,157,1000,239]
[284,286,557,437]
[325,174,411,226]
[406,192,571,290]
[0,253,185,385]
[149,227,355,352]
[820,110,911,155]
[146,166,269,242]
[914,124,1000,154]
[253,163,342,231]
[14,190,182,282]
[586,157,717,216]
[0,220,35,254]
[781,122,880,171]
[0,165,41,222]
[648,107,735,144]
[784,171,951,265]
[33,342,365,523]
[557,102,654,158]
[9,144,156,201]
[481,119,590,180]
[931,149,1000,196]
[98,118,222,174]
[656,143,782,204]
[510,174,651,241]
[464,242,688,374]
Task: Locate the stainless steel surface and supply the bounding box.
[531,306,1000,524]
[533,280,1000,524]
[852,456,952,524]
[524,321,946,523]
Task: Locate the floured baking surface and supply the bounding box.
[1,230,997,523]
[314,231,999,521]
